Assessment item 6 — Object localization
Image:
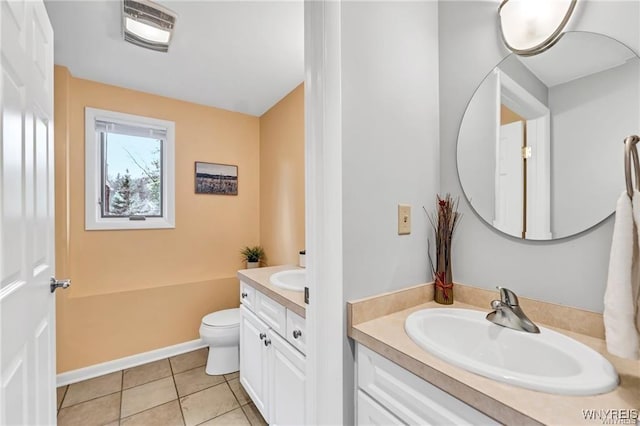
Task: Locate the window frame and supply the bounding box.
[85,107,175,230]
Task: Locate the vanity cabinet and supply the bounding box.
[355,344,499,425]
[239,281,306,425]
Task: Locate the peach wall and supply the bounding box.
[259,84,305,266]
[500,104,525,126]
[54,66,260,373]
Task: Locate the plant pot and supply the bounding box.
[434,280,454,304]
[247,261,260,269]
[434,268,454,305]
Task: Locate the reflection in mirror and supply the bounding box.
[457,32,640,240]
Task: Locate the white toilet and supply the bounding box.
[199,308,240,376]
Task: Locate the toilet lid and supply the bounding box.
[202,308,240,327]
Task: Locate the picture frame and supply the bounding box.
[194,162,238,195]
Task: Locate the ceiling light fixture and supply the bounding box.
[498,0,578,56]
[122,0,177,52]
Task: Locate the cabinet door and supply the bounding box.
[268,330,306,426]
[240,305,270,421]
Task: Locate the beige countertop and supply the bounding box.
[348,286,640,425]
[237,265,306,318]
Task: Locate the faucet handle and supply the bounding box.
[497,286,519,306]
[490,299,503,310]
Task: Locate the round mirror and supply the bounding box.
[457,32,639,240]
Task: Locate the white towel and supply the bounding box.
[632,191,640,339]
[604,191,639,359]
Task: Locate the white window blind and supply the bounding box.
[95,119,167,139]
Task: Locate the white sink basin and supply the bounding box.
[404,308,618,396]
[269,269,305,292]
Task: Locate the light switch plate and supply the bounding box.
[398,204,411,235]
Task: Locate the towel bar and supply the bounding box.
[625,135,640,199]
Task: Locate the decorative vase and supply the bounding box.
[247,261,259,269]
[434,255,454,305]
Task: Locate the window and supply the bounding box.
[85,108,175,230]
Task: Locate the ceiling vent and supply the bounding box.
[122,0,177,52]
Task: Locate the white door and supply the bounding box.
[1,1,58,425]
[239,306,270,421]
[525,115,552,239]
[494,121,524,237]
[269,330,305,426]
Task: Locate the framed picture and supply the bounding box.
[195,162,238,195]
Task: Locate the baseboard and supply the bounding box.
[56,339,207,387]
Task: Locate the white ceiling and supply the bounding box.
[519,32,636,87]
[44,0,304,116]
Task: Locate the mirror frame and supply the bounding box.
[456,31,639,241]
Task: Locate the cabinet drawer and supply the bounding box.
[286,309,306,355]
[357,344,498,425]
[240,281,256,311]
[255,291,286,336]
[357,390,402,425]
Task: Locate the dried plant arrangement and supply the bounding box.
[426,194,462,304]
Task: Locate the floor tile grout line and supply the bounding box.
[173,362,206,376]
[176,378,229,400]
[119,374,178,419]
[57,385,69,414]
[193,399,245,426]
[168,355,188,426]
[242,403,264,426]
[227,380,243,409]
[58,389,122,412]
[59,370,123,411]
[119,398,181,423]
[119,367,124,421]
[121,358,174,391]
[179,380,238,425]
[224,379,254,424]
[121,371,173,391]
[58,349,222,425]
[173,363,214,381]
[178,376,246,426]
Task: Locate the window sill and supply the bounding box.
[85,217,175,231]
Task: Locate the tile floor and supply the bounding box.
[56,348,267,426]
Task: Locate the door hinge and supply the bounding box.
[522,146,532,159]
[304,286,309,304]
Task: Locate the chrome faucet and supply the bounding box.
[486,287,540,333]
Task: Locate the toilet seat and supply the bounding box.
[202,308,240,328]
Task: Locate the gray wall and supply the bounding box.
[551,59,639,237]
[439,0,639,312]
[341,1,440,423]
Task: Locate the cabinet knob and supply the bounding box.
[264,338,271,347]
[293,329,302,339]
[241,292,248,299]
[259,332,266,340]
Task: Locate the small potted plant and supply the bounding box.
[241,246,266,269]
